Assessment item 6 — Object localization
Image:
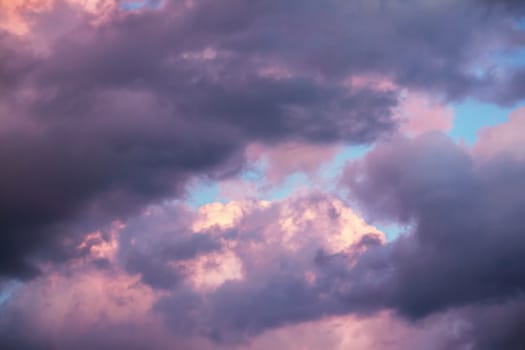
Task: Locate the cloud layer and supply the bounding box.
[2,0,525,276]
[1,0,525,349]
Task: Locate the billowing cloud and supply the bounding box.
[4,150,524,349]
[339,126,525,348]
[119,193,386,341]
[0,193,387,348]
[1,1,525,349]
[342,132,525,314]
[0,0,399,277]
[1,0,524,277]
[2,125,525,348]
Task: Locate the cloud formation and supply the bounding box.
[2,122,525,348]
[2,0,525,277]
[0,0,399,277]
[1,0,525,349]
[340,128,525,348]
[0,193,387,348]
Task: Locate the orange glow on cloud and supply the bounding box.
[192,200,270,232]
[278,196,384,254]
[0,0,115,35]
[189,195,385,292]
[0,0,53,34]
[76,221,123,262]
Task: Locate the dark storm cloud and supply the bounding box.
[341,133,525,315]
[440,300,525,350]
[338,132,525,348]
[0,79,244,277]
[183,0,524,101]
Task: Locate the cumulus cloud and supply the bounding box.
[2,121,525,348]
[5,151,524,349]
[117,193,386,341]
[1,0,525,277]
[0,0,399,277]
[0,193,387,348]
[340,126,525,348]
[1,1,525,348]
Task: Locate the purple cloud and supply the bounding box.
[0,1,525,349]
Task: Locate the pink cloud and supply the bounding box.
[246,311,465,350]
[0,192,389,347]
[395,92,454,137]
[346,74,453,137]
[473,106,525,161]
[246,142,341,185]
[0,0,115,36]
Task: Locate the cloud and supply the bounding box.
[395,92,454,136]
[474,106,525,160]
[0,1,525,347]
[342,132,525,315]
[0,192,388,348]
[245,142,341,185]
[0,0,399,277]
[2,126,525,349]
[339,126,525,348]
[2,0,525,278]
[147,194,385,342]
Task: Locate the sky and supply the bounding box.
[0,0,525,349]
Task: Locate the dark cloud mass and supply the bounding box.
[340,132,525,348]
[0,0,398,277]
[1,0,524,277]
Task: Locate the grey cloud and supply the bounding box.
[0,0,398,277]
[339,132,525,348]
[2,0,524,277]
